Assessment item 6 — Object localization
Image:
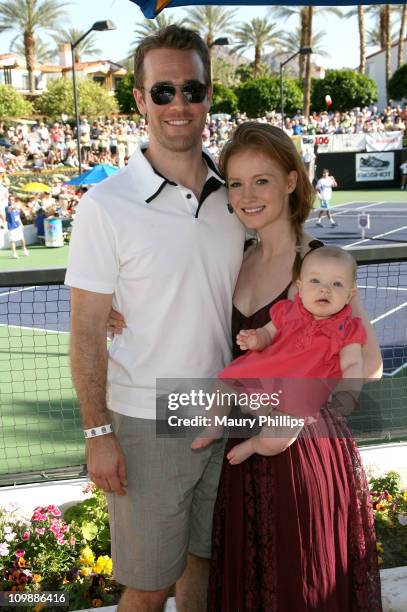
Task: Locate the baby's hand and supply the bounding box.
[236,329,260,351]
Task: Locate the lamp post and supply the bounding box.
[71,20,116,175]
[208,37,229,48]
[279,47,312,129]
[208,37,229,82]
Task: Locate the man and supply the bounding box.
[66,26,244,612]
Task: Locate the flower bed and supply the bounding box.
[0,473,406,610]
[0,484,122,610]
[370,471,407,568]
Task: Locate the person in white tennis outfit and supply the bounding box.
[315,168,338,228]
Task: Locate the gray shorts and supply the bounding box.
[106,411,225,590]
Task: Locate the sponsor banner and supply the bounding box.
[330,133,366,152]
[355,152,394,182]
[302,134,332,153]
[301,133,365,153]
[365,131,403,152]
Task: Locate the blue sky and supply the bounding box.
[0,0,382,70]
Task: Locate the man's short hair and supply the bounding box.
[133,25,211,90]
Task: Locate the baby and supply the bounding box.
[192,246,366,465]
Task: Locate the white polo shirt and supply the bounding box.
[65,146,245,418]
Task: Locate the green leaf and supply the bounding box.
[81,522,98,541]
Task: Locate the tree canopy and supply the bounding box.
[311,69,378,111]
[34,77,118,119]
[0,84,33,117]
[388,64,407,101]
[236,76,303,118]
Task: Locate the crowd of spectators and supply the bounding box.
[0,104,406,239]
[0,105,405,176]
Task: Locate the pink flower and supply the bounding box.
[33,506,46,514]
[82,482,96,494]
[15,549,25,558]
[32,510,47,522]
[36,527,45,535]
[47,505,61,517]
[69,537,76,546]
[22,532,30,541]
[56,537,65,546]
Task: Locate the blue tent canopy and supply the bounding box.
[67,164,119,186]
[130,0,396,19]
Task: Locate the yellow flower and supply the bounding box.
[80,546,95,566]
[376,542,384,553]
[32,574,42,583]
[17,557,25,568]
[81,566,91,577]
[33,605,47,612]
[387,494,393,501]
[376,502,385,511]
[93,555,113,576]
[403,491,407,501]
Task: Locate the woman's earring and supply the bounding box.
[227,203,234,214]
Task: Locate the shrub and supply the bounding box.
[388,64,407,101]
[311,69,377,112]
[35,78,118,120]
[211,83,238,115]
[236,76,303,118]
[0,85,33,118]
[115,72,138,114]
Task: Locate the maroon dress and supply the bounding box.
[207,285,382,612]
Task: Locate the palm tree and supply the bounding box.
[0,0,70,93]
[366,24,397,48]
[383,5,392,101]
[363,4,395,102]
[131,13,185,49]
[279,28,329,79]
[357,7,366,74]
[184,6,237,62]
[233,17,283,77]
[184,5,237,47]
[53,27,101,63]
[10,38,54,64]
[344,6,368,73]
[270,6,343,81]
[397,4,407,68]
[302,6,313,120]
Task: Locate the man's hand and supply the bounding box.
[86,434,128,495]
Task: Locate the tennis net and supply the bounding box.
[0,243,406,485]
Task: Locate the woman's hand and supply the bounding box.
[107,308,126,336]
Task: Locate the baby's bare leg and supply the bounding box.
[191,380,236,449]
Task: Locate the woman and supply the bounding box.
[108,122,383,611]
[206,122,382,611]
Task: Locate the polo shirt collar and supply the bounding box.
[128,146,224,205]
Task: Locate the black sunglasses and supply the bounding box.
[143,81,208,106]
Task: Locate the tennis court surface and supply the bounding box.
[0,244,406,486]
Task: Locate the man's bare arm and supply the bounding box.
[70,288,127,495]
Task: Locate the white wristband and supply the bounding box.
[84,424,113,439]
